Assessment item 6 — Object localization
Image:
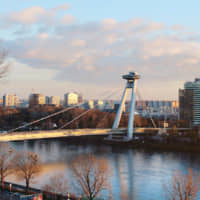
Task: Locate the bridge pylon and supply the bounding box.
[109,72,140,141]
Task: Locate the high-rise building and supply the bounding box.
[64,92,79,106]
[78,94,83,103]
[0,98,3,106]
[45,96,50,104]
[3,94,20,108]
[88,100,94,109]
[179,79,200,127]
[49,96,60,107]
[29,93,46,107]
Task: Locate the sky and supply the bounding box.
[1,0,200,100]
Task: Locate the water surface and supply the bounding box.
[9,139,200,200]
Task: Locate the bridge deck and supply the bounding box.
[0,128,191,142]
[0,129,115,142]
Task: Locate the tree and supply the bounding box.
[164,168,200,200]
[0,49,9,79]
[70,154,110,200]
[0,142,14,189]
[14,151,41,193]
[43,173,69,197]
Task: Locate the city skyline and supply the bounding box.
[0,91,180,101]
[1,0,200,100]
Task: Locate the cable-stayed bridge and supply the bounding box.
[0,72,189,142]
[0,127,191,142]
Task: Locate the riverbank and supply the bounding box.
[64,134,200,153]
[103,136,200,152]
[140,142,200,152]
[10,133,200,153]
[0,181,77,200]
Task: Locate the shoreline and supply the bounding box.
[10,134,200,153]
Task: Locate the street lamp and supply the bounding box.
[67,192,70,200]
[9,183,12,192]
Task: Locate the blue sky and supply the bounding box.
[2,0,199,28]
[1,0,200,100]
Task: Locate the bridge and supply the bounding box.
[0,72,186,142]
[0,128,191,142]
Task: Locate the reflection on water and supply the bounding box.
[8,139,200,200]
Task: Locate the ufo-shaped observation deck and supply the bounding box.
[122,72,140,80]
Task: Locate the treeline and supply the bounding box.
[0,105,183,131]
[0,105,153,131]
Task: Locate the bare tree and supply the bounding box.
[43,173,69,196]
[0,142,14,189]
[164,168,200,200]
[70,154,110,200]
[0,49,9,79]
[14,151,41,193]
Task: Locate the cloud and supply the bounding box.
[1,4,72,27]
[62,14,75,24]
[8,6,48,24]
[37,33,49,39]
[52,4,71,11]
[5,6,54,25]
[101,18,117,30]
[2,17,200,97]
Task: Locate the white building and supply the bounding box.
[64,92,79,106]
[83,100,94,109]
[49,96,60,107]
[3,94,20,108]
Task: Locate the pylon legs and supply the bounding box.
[112,87,128,129]
[126,81,137,140]
[108,87,128,139]
[109,76,138,141]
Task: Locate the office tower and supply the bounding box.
[29,93,46,107]
[64,92,79,106]
[45,96,50,104]
[179,78,200,127]
[49,96,60,107]
[3,94,20,108]
[78,94,83,103]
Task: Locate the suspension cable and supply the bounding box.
[59,87,122,129]
[7,103,85,133]
[60,109,93,129]
[8,87,122,133]
[96,111,111,128]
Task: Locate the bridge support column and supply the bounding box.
[109,72,140,141]
[127,80,137,140]
[112,87,128,129]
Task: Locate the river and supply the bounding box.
[8,138,200,200]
